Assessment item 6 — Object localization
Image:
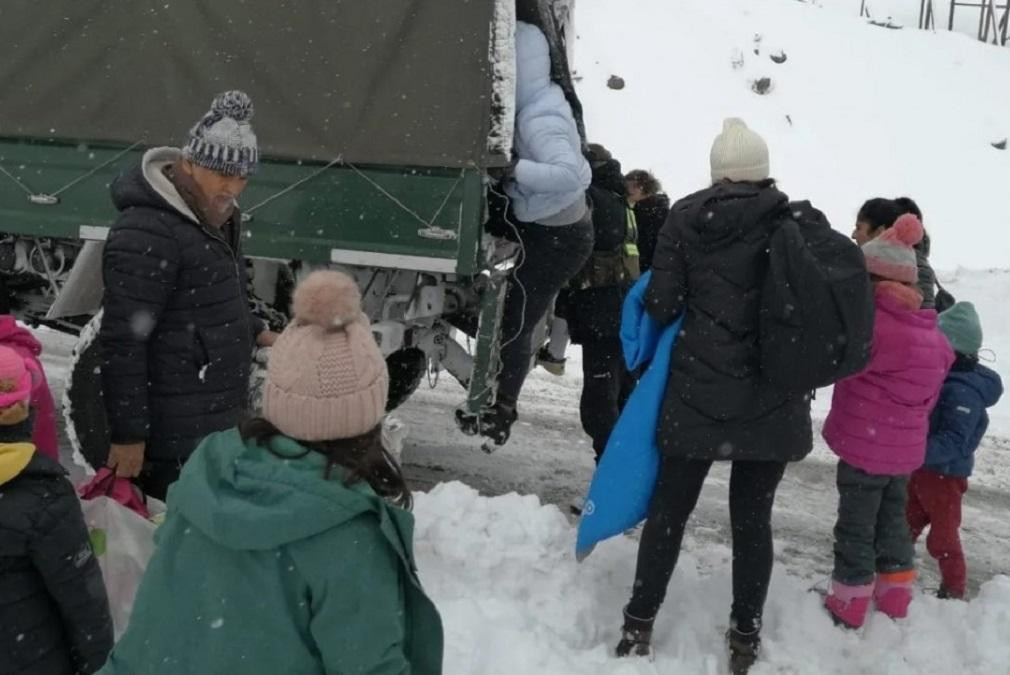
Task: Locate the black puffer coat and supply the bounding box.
[563,156,629,344]
[645,181,813,462]
[0,432,113,674]
[634,192,671,273]
[100,149,259,463]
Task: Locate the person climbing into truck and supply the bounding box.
[100,90,278,500]
[456,20,594,447]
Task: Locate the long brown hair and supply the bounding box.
[239,418,412,510]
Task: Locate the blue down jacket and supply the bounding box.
[505,22,591,224]
[923,364,1003,477]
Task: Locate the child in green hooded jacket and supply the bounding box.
[99,270,443,675]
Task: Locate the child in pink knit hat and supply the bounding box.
[0,344,114,673]
[822,214,954,629]
[98,270,443,675]
[0,315,59,460]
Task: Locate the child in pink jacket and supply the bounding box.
[0,315,59,461]
[821,214,953,629]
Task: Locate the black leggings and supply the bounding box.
[626,458,787,632]
[496,218,594,408]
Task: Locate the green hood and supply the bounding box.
[169,428,408,553]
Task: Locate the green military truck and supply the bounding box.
[0,0,583,467]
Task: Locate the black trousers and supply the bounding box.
[626,458,787,633]
[580,337,634,461]
[497,218,594,408]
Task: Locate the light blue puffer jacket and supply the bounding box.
[505,22,591,225]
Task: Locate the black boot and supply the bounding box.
[726,626,761,675]
[615,608,654,659]
[937,585,964,601]
[454,401,517,447]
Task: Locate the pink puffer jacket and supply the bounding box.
[822,283,953,476]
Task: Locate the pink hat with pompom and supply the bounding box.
[0,345,33,409]
[263,270,388,441]
[861,214,924,284]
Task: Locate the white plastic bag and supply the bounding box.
[80,495,165,638]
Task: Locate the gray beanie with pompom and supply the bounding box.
[183,90,259,177]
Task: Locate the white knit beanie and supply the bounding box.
[263,271,388,442]
[710,118,770,184]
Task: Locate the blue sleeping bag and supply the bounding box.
[575,271,682,561]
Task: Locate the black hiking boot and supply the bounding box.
[454,401,517,447]
[615,608,654,659]
[937,585,964,601]
[726,626,761,675]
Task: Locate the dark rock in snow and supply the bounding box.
[771,51,788,64]
[992,138,1007,150]
[607,75,626,90]
[751,77,773,95]
[869,18,903,29]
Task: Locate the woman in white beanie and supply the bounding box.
[99,271,443,675]
[615,119,815,674]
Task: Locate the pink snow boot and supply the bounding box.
[874,570,916,620]
[824,580,874,629]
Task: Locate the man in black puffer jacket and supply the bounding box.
[100,91,276,500]
[616,119,813,675]
[559,144,638,464]
[0,347,113,675]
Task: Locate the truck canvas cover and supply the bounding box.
[0,0,510,168]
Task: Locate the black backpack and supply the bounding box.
[759,201,874,392]
[568,185,640,290]
[587,184,629,252]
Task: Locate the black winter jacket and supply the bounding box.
[634,193,671,273]
[564,157,630,344]
[645,181,813,462]
[0,436,113,674]
[100,149,259,463]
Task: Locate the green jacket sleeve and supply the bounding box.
[292,517,411,675]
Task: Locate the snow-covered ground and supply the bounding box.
[37,0,1010,672]
[40,267,1010,674]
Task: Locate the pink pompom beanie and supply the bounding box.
[861,214,924,284]
[0,345,33,426]
[263,271,389,441]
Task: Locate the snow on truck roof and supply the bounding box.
[0,0,518,169]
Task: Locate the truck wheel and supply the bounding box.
[62,313,109,472]
[386,348,426,412]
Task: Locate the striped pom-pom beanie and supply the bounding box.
[862,213,923,284]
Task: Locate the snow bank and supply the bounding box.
[575,0,1010,271]
[415,481,1010,674]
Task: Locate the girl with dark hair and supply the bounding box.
[823,215,953,629]
[853,197,939,309]
[98,271,443,675]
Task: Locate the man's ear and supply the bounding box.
[178,158,194,176]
